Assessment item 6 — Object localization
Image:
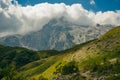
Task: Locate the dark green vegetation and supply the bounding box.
[0,46,58,80]
[55,61,79,75]
[0,26,120,80]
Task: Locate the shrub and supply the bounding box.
[56,61,79,75]
[39,76,48,80]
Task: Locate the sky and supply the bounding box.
[17,0,120,12]
[0,0,120,37]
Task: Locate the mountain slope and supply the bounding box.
[100,26,120,40]
[38,26,120,80]
[29,26,120,80]
[17,26,120,80]
[0,26,120,80]
[0,45,59,79]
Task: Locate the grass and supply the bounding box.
[19,56,59,78]
[99,26,120,40]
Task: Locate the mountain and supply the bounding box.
[0,26,120,80]
[0,19,114,50]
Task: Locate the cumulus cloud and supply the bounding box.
[90,0,95,5]
[0,0,120,37]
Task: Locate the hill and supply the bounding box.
[0,26,120,80]
[100,26,120,40]
[0,46,59,80]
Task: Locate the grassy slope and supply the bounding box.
[24,26,120,79]
[0,45,59,80]
[99,26,120,40]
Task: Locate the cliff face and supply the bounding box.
[0,21,114,50]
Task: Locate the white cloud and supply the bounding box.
[94,11,120,25]
[90,0,95,5]
[0,0,120,37]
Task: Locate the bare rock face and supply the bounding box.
[0,19,114,50]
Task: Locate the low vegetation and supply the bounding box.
[55,61,79,75]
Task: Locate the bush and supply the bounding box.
[56,61,79,75]
[39,76,48,80]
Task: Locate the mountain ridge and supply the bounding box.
[0,19,114,50]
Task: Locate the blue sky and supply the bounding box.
[17,0,120,12]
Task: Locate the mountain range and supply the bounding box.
[0,19,114,50]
